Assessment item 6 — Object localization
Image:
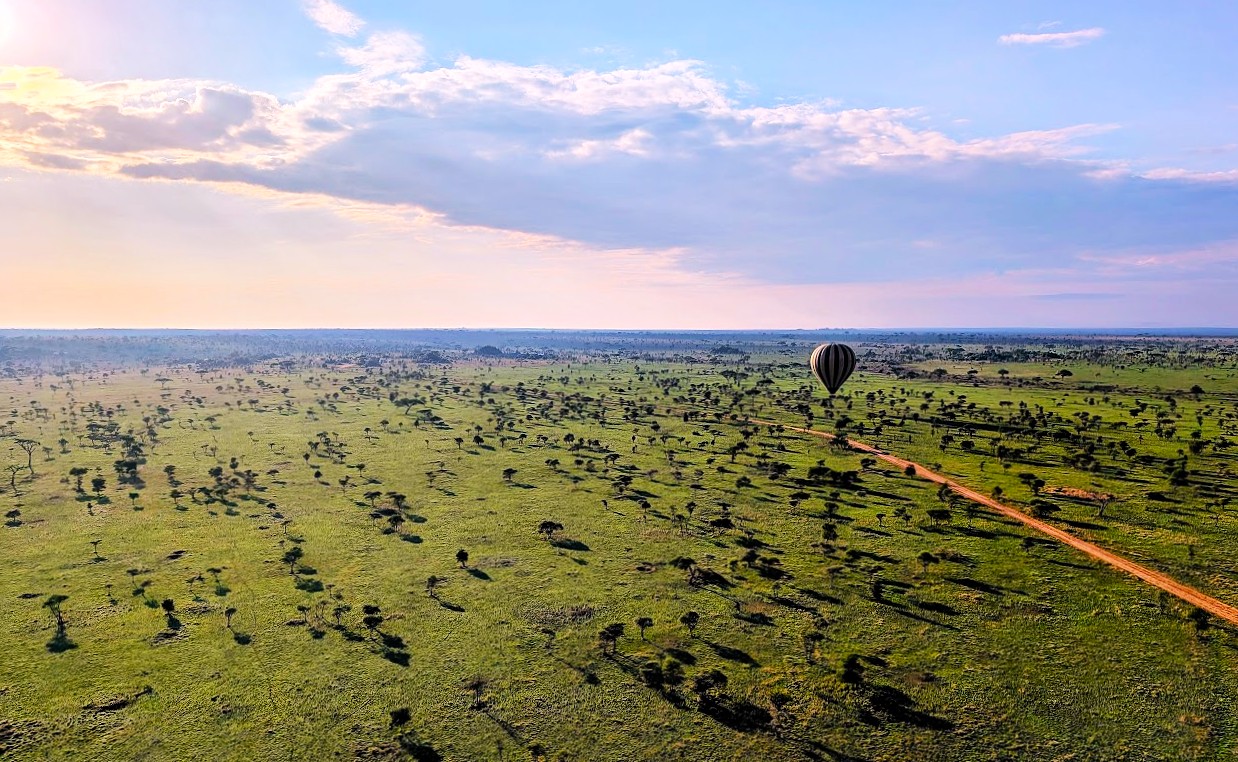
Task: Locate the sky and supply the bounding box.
[1,1,1236,329]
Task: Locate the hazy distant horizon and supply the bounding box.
[3,327,1238,337]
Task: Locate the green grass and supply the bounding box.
[3,352,1238,761]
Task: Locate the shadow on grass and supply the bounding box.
[945,576,1005,596]
[467,568,491,581]
[859,684,955,731]
[552,538,590,552]
[705,640,759,666]
[47,634,78,652]
[699,696,772,733]
[796,587,843,605]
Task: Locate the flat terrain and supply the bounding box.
[2,332,1238,761]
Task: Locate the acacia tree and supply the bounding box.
[598,623,625,654]
[670,556,699,585]
[16,439,38,475]
[538,520,564,541]
[462,675,491,709]
[44,594,69,639]
[6,464,22,495]
[282,546,304,574]
[455,549,469,568]
[679,611,700,637]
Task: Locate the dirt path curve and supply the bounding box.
[749,417,1238,626]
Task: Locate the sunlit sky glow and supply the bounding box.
[1,0,1236,329]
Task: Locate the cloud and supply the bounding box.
[337,31,426,75]
[1,14,1236,311]
[1032,292,1120,301]
[1140,167,1238,183]
[302,0,363,37]
[545,128,652,160]
[999,27,1105,48]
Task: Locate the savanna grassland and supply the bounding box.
[3,330,1238,762]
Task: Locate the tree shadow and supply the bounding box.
[943,576,1006,596]
[379,646,411,666]
[699,696,772,733]
[551,538,590,552]
[47,634,78,652]
[232,631,252,645]
[438,600,466,612]
[705,640,759,666]
[875,599,959,631]
[853,526,892,538]
[1045,558,1094,571]
[467,568,491,581]
[796,587,843,605]
[768,595,818,614]
[1059,517,1109,531]
[913,600,958,616]
[860,684,955,731]
[481,708,524,744]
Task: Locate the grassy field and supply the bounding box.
[3,335,1238,760]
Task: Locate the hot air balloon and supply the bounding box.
[809,343,856,394]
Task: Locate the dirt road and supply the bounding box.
[751,418,1238,626]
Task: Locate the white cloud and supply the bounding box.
[337,31,426,75]
[546,128,652,160]
[2,18,1236,299]
[303,0,364,37]
[1140,167,1238,183]
[999,27,1105,48]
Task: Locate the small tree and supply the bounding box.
[15,439,38,475]
[538,520,564,541]
[362,604,384,634]
[670,556,699,585]
[635,616,653,640]
[679,610,700,637]
[426,575,442,599]
[44,594,69,638]
[462,675,491,709]
[456,549,469,568]
[282,546,304,574]
[598,623,625,654]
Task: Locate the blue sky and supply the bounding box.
[0,0,1235,328]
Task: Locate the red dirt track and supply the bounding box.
[751,418,1238,626]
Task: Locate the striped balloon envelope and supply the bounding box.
[809,343,856,394]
